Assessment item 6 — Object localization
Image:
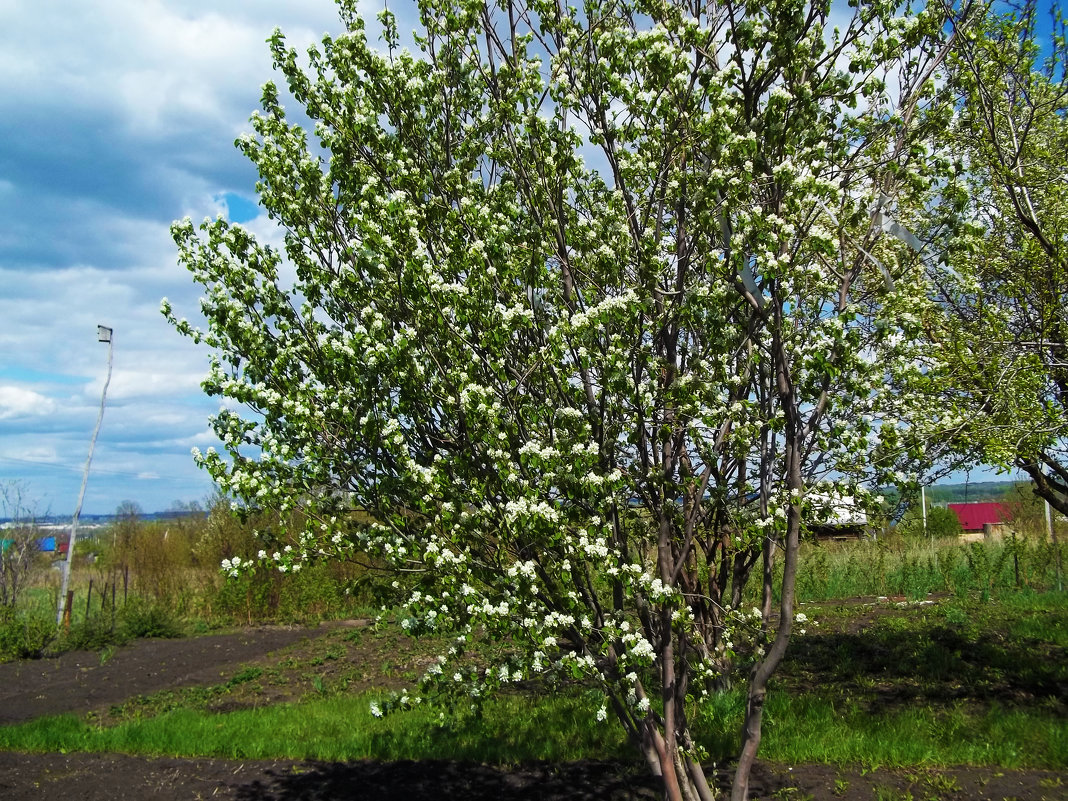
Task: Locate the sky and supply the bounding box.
[0,0,364,515]
[1,0,1035,517]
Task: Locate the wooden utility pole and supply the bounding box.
[57,326,113,626]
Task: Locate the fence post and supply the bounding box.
[63,590,74,630]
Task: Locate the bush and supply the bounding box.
[120,600,184,640]
[62,612,124,651]
[0,610,57,662]
[896,505,964,539]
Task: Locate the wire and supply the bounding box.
[0,454,211,487]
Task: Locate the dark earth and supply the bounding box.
[0,622,1064,800]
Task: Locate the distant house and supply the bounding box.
[2,536,57,552]
[806,493,869,539]
[948,502,1009,535]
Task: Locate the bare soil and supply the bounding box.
[1,750,1064,800]
[0,625,346,725]
[0,615,1065,800]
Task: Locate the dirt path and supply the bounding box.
[0,625,346,725]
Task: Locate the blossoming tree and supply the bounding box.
[928,1,1068,516]
[166,0,964,798]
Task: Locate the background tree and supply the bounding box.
[896,504,965,539]
[0,482,43,609]
[109,500,142,561]
[931,1,1068,514]
[166,1,963,798]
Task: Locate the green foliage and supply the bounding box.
[926,1,1068,517]
[920,481,1024,505]
[0,609,57,662]
[896,505,963,540]
[62,612,123,652]
[119,600,184,640]
[58,601,184,653]
[211,561,362,623]
[71,493,375,628]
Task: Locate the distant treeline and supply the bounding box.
[922,480,1027,506]
[0,509,206,527]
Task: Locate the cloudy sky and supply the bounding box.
[1,1,1022,517]
[0,0,372,515]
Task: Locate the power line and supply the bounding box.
[0,454,211,487]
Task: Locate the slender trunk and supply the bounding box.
[731,499,802,801]
[641,719,664,779]
[657,542,684,801]
[732,346,804,801]
[644,717,684,801]
[683,737,716,801]
[732,689,765,801]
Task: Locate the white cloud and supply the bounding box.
[172,427,218,449]
[0,0,342,127]
[0,444,58,463]
[0,386,57,420]
[83,369,204,403]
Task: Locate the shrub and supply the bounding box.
[62,612,125,651]
[120,600,184,640]
[0,610,57,661]
[896,505,964,539]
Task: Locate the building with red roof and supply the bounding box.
[947,502,1010,533]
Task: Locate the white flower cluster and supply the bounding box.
[220,556,246,578]
[503,497,560,523]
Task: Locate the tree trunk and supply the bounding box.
[639,699,715,801]
[731,428,804,800]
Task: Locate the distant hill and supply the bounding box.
[923,480,1028,505]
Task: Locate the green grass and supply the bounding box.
[697,688,1066,769]
[756,695,1067,769]
[791,537,1067,603]
[0,692,630,763]
[3,685,1063,769]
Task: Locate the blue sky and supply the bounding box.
[0,0,357,515]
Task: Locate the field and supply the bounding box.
[0,521,1065,800]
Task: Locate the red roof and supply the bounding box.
[947,502,1009,532]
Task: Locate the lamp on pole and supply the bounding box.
[57,326,113,626]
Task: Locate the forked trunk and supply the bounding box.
[641,717,715,801]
